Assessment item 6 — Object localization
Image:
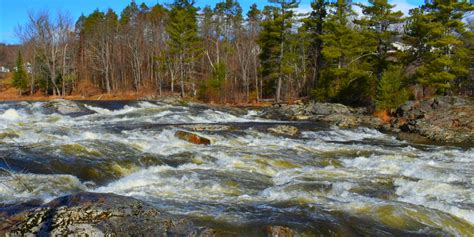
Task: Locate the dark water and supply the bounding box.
[0,101,472,236]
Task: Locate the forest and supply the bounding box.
[11,0,474,109]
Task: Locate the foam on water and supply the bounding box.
[0,101,472,235]
[0,109,21,121]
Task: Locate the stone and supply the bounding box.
[156,97,190,106]
[393,96,474,145]
[175,131,211,145]
[309,102,352,115]
[321,114,359,129]
[43,100,93,116]
[268,125,300,136]
[264,226,294,237]
[0,192,202,236]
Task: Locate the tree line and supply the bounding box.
[12,0,474,109]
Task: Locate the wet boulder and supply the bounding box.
[175,131,211,145]
[321,114,359,129]
[268,125,300,136]
[260,104,297,120]
[305,102,352,115]
[42,99,94,116]
[0,192,202,236]
[156,96,191,106]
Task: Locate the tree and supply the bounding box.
[375,65,410,110]
[302,0,328,95]
[405,0,474,96]
[18,11,73,96]
[356,0,404,83]
[314,0,373,105]
[166,0,201,97]
[259,0,300,102]
[12,51,29,94]
[148,3,168,95]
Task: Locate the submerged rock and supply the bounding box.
[175,131,211,145]
[0,192,202,236]
[268,125,300,136]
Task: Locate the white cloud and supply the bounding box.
[294,0,418,18]
[355,0,418,17]
[295,3,312,15]
[390,0,418,16]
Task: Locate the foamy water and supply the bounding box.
[0,101,472,235]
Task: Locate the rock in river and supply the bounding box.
[42,99,94,116]
[175,130,211,145]
[268,125,300,136]
[0,192,203,236]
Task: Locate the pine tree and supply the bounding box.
[356,0,404,84]
[375,65,410,110]
[12,51,29,94]
[301,0,328,95]
[166,0,201,97]
[405,0,473,96]
[258,0,299,102]
[315,0,372,104]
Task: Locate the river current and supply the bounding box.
[0,101,472,236]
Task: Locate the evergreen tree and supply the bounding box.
[166,0,201,97]
[120,1,139,25]
[12,51,29,94]
[302,0,328,95]
[405,0,473,96]
[375,65,410,110]
[258,0,299,102]
[315,0,372,104]
[356,0,404,83]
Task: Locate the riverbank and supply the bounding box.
[258,96,474,146]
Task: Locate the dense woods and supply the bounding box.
[11,0,474,109]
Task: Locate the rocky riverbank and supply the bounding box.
[0,192,332,236]
[260,96,474,146]
[0,192,202,236]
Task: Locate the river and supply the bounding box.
[0,101,472,236]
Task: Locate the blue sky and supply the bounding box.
[0,0,424,44]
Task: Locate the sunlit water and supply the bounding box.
[0,101,472,236]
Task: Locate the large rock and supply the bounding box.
[259,102,374,129]
[175,131,211,145]
[260,102,355,121]
[43,99,94,116]
[304,102,352,115]
[320,114,359,129]
[155,96,191,106]
[0,192,204,236]
[268,125,300,136]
